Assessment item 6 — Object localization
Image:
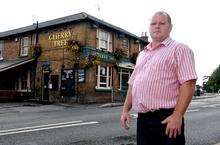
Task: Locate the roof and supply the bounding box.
[0,58,34,72]
[0,12,147,42]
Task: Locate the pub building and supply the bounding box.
[0,12,148,103]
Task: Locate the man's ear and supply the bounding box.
[169,24,173,32]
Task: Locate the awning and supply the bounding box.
[117,61,135,69]
[0,58,34,72]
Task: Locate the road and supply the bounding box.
[0,94,219,145]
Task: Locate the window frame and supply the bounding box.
[20,37,29,56]
[0,40,4,60]
[96,65,112,89]
[122,38,129,56]
[98,30,111,51]
[16,71,31,92]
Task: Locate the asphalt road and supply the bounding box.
[0,94,219,145]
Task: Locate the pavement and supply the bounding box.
[0,93,219,114]
[0,101,64,114]
[0,100,123,114]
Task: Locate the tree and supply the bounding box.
[203,64,220,92]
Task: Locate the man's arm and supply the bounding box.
[173,79,196,117]
[162,79,196,138]
[120,85,132,131]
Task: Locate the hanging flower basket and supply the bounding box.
[66,40,101,69]
[32,44,42,59]
[113,48,125,60]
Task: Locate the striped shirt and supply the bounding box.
[128,37,197,113]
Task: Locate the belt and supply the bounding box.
[138,108,174,116]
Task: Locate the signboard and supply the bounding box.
[48,30,72,48]
[42,61,51,72]
[82,47,116,62]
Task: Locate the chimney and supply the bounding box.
[140,32,148,42]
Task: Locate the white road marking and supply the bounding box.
[186,109,199,113]
[202,104,219,108]
[0,121,99,136]
[0,120,83,133]
[214,143,220,145]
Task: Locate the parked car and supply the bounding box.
[194,85,204,96]
[194,89,201,96]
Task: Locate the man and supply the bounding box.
[120,11,197,145]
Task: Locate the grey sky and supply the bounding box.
[1,0,219,85]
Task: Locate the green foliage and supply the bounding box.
[66,40,100,68]
[203,64,220,92]
[113,48,126,60]
[66,40,81,64]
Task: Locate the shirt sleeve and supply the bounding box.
[176,44,198,84]
[128,67,137,86]
[127,51,143,86]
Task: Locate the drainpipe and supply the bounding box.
[33,21,39,101]
[111,76,114,103]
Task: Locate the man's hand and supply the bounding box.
[161,113,182,138]
[161,80,196,138]
[120,112,130,131]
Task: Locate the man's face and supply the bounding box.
[149,13,172,42]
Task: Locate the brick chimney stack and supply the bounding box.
[140,32,148,42]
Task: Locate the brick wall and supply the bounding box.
[1,20,143,103]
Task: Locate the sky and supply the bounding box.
[0,0,220,85]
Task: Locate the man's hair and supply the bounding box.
[155,11,172,25]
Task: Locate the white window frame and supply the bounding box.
[16,71,31,92]
[0,40,3,60]
[122,38,129,56]
[98,30,111,51]
[119,69,131,90]
[20,37,29,56]
[96,65,112,89]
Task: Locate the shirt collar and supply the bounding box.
[145,37,172,51]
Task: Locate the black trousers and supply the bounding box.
[137,108,185,145]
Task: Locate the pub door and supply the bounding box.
[61,69,75,97]
[43,72,50,101]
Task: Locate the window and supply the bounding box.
[77,69,85,83]
[98,30,112,51]
[21,74,27,90]
[0,40,3,60]
[96,65,112,89]
[122,38,129,56]
[20,37,29,56]
[16,71,31,92]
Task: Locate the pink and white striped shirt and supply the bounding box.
[128,37,197,113]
